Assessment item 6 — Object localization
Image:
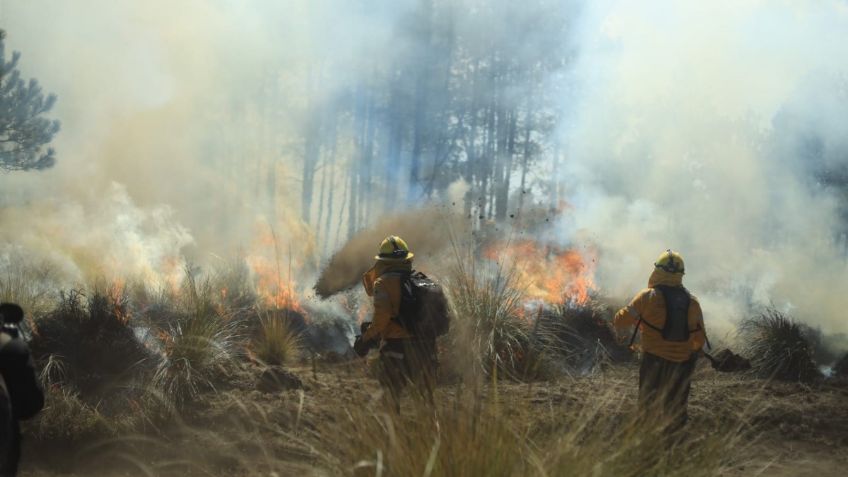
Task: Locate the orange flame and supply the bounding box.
[483,240,597,305]
[246,224,305,313]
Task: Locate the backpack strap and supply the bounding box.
[628,316,641,348]
[627,307,652,347]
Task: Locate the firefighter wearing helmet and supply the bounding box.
[613,250,708,431]
[354,236,437,410]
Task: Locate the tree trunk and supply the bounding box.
[301,113,321,224]
[321,112,338,250]
[518,101,533,215]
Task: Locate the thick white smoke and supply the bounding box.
[0,0,398,284]
[560,0,848,336]
[1,0,847,341]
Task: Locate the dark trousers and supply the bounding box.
[639,352,696,432]
[379,338,437,410]
[0,421,20,477]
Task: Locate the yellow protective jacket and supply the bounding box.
[613,269,707,363]
[361,259,414,342]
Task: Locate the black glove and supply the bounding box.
[353,336,373,357]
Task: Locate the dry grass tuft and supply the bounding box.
[740,308,821,383]
[533,300,631,376]
[445,242,531,381]
[26,387,110,443]
[252,310,302,366]
[29,286,155,397]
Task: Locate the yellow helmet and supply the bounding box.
[375,235,414,261]
[654,249,685,274]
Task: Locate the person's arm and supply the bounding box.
[361,277,393,343]
[613,291,645,344]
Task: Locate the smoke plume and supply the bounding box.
[314,208,468,297]
[1,0,847,344]
[559,0,848,336]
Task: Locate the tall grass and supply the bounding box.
[312,388,747,477]
[445,241,530,381]
[152,270,242,407]
[320,402,532,476]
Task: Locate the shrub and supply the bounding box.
[740,309,821,382]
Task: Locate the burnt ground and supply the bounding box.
[18,359,848,477]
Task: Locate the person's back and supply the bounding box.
[0,304,45,476]
[355,236,438,410]
[614,251,707,431]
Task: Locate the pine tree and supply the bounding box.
[0,30,60,171]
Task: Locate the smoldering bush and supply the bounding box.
[30,287,157,398]
[532,299,630,376]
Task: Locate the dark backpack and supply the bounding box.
[629,285,700,346]
[653,285,691,342]
[395,271,450,339]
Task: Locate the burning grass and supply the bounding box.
[740,308,821,383]
[10,247,846,475]
[482,239,597,305]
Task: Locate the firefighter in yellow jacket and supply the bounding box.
[354,236,436,409]
[614,250,707,430]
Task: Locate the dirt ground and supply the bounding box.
[18,359,848,476]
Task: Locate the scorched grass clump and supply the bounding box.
[29,286,155,397]
[534,300,630,376]
[740,308,821,383]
